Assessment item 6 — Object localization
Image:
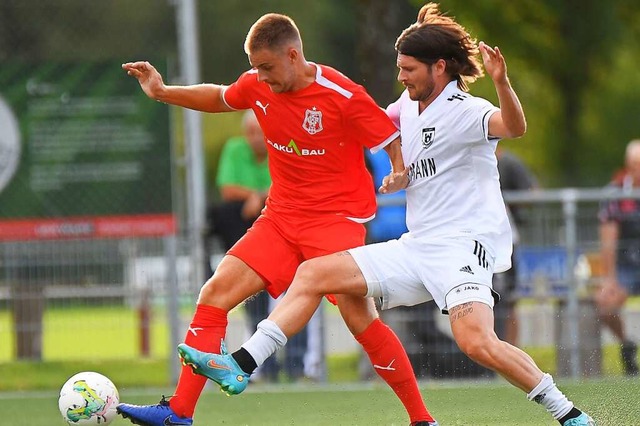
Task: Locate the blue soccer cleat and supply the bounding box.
[177,341,251,396]
[410,421,439,426]
[562,412,596,426]
[116,396,193,426]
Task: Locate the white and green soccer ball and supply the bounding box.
[58,371,119,425]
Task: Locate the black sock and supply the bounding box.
[232,348,258,374]
[558,408,582,425]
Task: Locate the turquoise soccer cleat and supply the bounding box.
[177,341,251,396]
[562,412,596,426]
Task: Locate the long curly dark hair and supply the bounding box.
[395,3,483,91]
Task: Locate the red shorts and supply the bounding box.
[228,207,367,298]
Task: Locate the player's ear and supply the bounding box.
[287,47,298,63]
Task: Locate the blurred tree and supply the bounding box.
[2,0,638,187]
[0,0,176,62]
[428,0,640,186]
[354,0,416,106]
[197,1,358,83]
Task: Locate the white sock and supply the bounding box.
[241,319,288,367]
[527,373,574,419]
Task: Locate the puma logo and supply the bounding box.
[373,359,396,371]
[255,100,269,115]
[188,327,203,336]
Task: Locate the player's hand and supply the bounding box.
[595,278,627,312]
[379,167,409,194]
[121,61,165,100]
[479,41,507,85]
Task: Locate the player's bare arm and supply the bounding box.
[479,42,527,139]
[122,61,233,113]
[599,221,619,284]
[597,220,628,308]
[379,137,409,194]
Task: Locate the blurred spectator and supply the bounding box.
[364,150,408,243]
[207,110,271,253]
[596,139,640,376]
[494,147,537,346]
[206,110,309,382]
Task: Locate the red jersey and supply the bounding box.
[222,64,399,220]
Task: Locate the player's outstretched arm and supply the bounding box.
[122,61,233,113]
[479,42,526,139]
[379,137,409,194]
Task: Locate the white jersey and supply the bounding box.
[386,80,512,272]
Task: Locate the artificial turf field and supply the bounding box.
[2,377,638,426]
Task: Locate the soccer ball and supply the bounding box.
[58,371,119,425]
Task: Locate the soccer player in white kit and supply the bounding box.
[180,4,594,425]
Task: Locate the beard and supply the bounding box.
[409,79,435,103]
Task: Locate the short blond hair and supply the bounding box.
[244,13,301,54]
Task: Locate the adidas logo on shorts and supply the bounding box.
[459,265,474,274]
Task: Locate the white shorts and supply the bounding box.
[348,234,500,313]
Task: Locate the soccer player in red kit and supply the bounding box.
[118,13,437,426]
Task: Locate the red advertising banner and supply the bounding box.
[0,214,176,241]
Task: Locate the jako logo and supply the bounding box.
[267,139,325,156]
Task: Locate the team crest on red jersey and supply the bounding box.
[302,108,323,135]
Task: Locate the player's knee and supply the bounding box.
[294,259,329,294]
[197,275,218,303]
[594,285,628,312]
[457,331,498,364]
[457,336,484,360]
[197,273,242,306]
[594,296,624,315]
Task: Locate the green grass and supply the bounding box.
[0,306,173,361]
[1,303,635,395]
[1,378,638,425]
[0,359,169,392]
[1,303,634,375]
[0,304,253,362]
[0,345,630,392]
[1,304,637,425]
[0,347,621,391]
[0,354,357,392]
